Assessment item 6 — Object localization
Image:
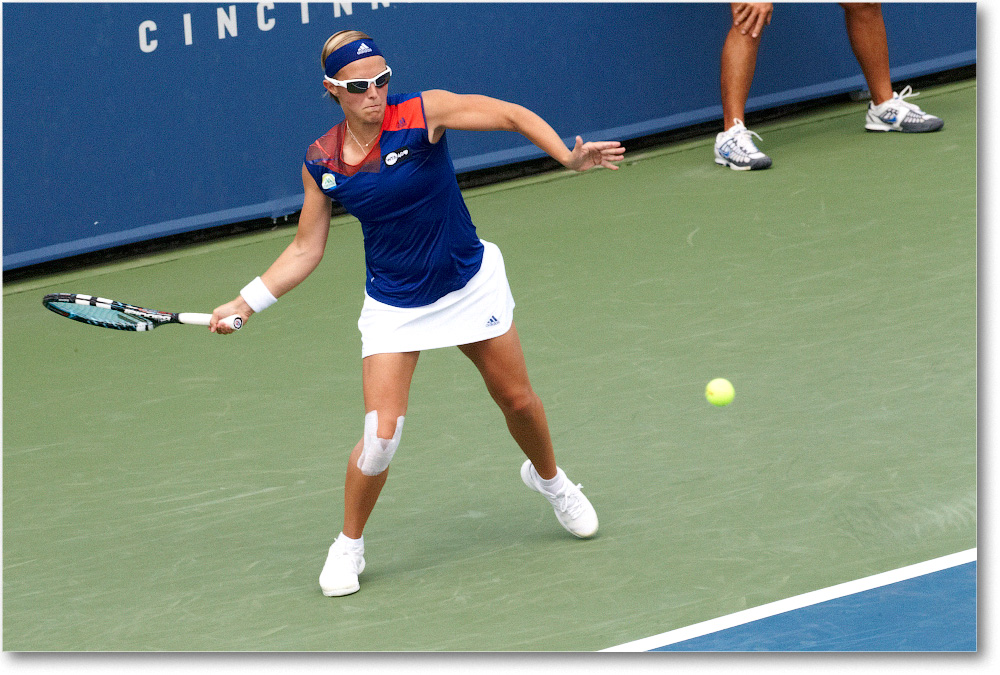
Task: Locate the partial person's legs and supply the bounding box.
[720,18,762,131]
[842,2,944,133]
[460,325,598,538]
[716,4,773,170]
[840,3,893,104]
[321,350,419,596]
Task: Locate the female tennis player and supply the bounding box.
[210,30,625,597]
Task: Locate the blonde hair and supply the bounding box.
[321,30,374,103]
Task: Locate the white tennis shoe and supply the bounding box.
[865,86,943,133]
[319,536,365,597]
[521,460,599,538]
[714,119,772,171]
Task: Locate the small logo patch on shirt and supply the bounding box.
[322,173,337,189]
[384,147,411,167]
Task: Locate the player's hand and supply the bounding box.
[565,137,626,172]
[732,3,773,38]
[210,297,253,334]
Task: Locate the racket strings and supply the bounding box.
[43,294,165,331]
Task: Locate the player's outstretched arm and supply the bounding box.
[210,165,332,333]
[421,89,625,172]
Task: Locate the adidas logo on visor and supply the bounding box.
[357,43,373,56]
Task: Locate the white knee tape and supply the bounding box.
[357,410,405,476]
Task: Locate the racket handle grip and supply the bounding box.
[178,313,243,330]
[220,315,243,330]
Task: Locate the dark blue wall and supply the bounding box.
[2,2,976,269]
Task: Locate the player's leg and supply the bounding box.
[458,323,556,478]
[321,350,419,596]
[459,325,598,537]
[343,350,419,535]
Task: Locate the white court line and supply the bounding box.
[601,548,977,652]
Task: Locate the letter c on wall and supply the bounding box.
[139,20,157,53]
[258,2,276,31]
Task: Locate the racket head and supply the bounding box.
[42,293,174,332]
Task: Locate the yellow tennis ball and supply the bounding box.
[706,378,735,407]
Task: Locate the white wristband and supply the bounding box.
[240,276,277,313]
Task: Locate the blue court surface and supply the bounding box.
[605,550,976,652]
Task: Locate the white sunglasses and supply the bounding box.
[325,66,392,94]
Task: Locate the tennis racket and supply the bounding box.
[42,293,242,332]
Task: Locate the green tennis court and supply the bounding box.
[2,79,976,651]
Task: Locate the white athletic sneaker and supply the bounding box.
[319,536,365,597]
[865,86,943,133]
[520,460,599,538]
[714,119,772,171]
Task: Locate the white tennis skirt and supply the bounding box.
[358,240,516,357]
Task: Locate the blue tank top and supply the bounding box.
[305,92,484,308]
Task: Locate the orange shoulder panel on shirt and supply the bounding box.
[383,96,426,132]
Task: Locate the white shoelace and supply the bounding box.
[554,484,588,518]
[730,117,764,155]
[893,85,927,115]
[728,119,764,156]
[332,540,363,561]
[736,129,764,154]
[329,548,363,575]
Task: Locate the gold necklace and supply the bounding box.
[346,122,378,151]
